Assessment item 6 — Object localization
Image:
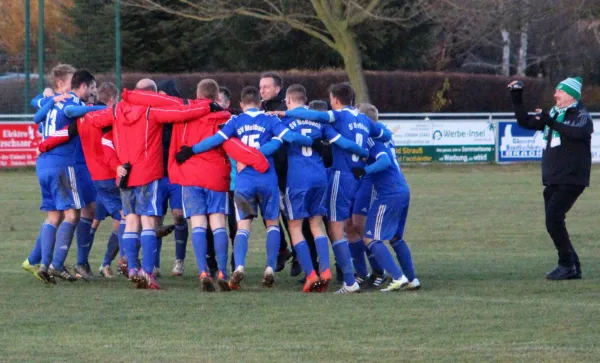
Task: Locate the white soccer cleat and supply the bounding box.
[262,266,275,288]
[171,259,184,276]
[334,282,360,294]
[402,277,421,291]
[381,275,409,292]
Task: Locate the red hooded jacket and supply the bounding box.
[121,90,269,191]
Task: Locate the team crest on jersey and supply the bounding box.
[366,230,372,236]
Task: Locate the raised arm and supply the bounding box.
[508,82,546,131]
[33,99,55,124]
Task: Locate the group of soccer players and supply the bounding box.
[21,64,420,294]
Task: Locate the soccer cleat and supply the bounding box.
[73,263,93,281]
[334,282,360,294]
[129,268,142,287]
[138,270,161,290]
[36,264,56,285]
[99,265,115,278]
[355,274,369,288]
[366,271,389,289]
[22,259,43,282]
[402,277,421,291]
[207,256,218,278]
[156,224,175,238]
[317,268,332,293]
[153,267,162,278]
[217,271,230,292]
[546,265,577,281]
[290,259,302,277]
[302,271,321,293]
[262,266,275,288]
[171,259,184,276]
[117,258,129,278]
[199,271,215,292]
[48,265,78,282]
[229,266,245,291]
[275,249,292,272]
[381,275,409,292]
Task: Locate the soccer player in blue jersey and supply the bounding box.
[352,138,420,292]
[180,86,313,290]
[30,68,98,283]
[276,83,391,294]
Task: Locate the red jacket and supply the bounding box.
[122,90,269,191]
[38,108,118,181]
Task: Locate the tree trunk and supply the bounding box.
[501,28,511,77]
[516,0,530,76]
[337,30,370,104]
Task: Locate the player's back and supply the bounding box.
[368,138,409,196]
[282,114,327,188]
[37,93,85,168]
[78,109,116,181]
[327,107,370,173]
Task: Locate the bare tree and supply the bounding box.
[121,0,432,103]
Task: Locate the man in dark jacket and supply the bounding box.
[509,77,593,280]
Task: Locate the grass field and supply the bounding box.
[2,165,600,362]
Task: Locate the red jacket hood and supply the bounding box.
[117,100,148,126]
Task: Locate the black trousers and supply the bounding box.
[543,184,585,268]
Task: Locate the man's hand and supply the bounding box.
[43,87,54,98]
[53,93,72,103]
[351,167,366,180]
[236,162,247,173]
[209,102,224,112]
[534,108,553,127]
[116,165,128,177]
[266,110,286,117]
[175,146,195,164]
[507,80,523,91]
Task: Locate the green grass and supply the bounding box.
[2,165,600,362]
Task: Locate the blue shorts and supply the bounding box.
[233,183,280,221]
[120,179,164,216]
[182,186,229,218]
[158,177,183,213]
[94,179,122,220]
[327,170,359,222]
[37,164,95,211]
[365,191,410,241]
[284,186,327,220]
[352,178,376,216]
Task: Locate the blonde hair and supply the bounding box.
[197,79,219,101]
[357,103,379,121]
[50,64,76,89]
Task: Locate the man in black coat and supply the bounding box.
[509,77,593,280]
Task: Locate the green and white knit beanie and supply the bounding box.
[556,77,582,100]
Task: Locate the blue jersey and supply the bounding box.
[37,92,86,168]
[367,139,409,196]
[322,107,381,173]
[281,110,327,189]
[219,108,288,182]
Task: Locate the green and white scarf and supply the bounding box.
[543,102,578,148]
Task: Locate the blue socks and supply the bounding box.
[102,231,120,267]
[368,240,403,280]
[265,225,280,269]
[28,230,42,265]
[191,227,208,274]
[123,232,140,270]
[76,218,93,265]
[141,229,157,274]
[52,221,77,269]
[390,239,416,281]
[367,249,384,274]
[349,240,368,277]
[213,228,229,278]
[118,220,126,258]
[293,241,315,275]
[233,229,249,268]
[174,222,189,260]
[40,223,57,267]
[331,239,355,286]
[314,235,330,272]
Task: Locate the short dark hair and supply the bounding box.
[260,72,283,88]
[97,82,118,104]
[240,86,261,106]
[219,87,231,101]
[197,79,219,101]
[71,69,95,90]
[286,84,307,104]
[308,100,328,111]
[328,83,354,106]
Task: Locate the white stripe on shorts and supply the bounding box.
[374,204,386,241]
[329,171,340,221]
[68,166,82,209]
[151,180,158,215]
[284,188,294,220]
